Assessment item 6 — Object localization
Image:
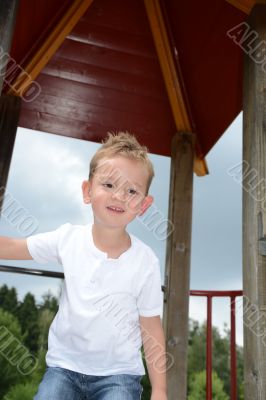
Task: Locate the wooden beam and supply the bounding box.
[0,95,21,211]
[0,0,20,94]
[144,0,208,177]
[163,132,195,400]
[7,0,94,98]
[242,3,266,399]
[226,0,266,14]
[194,157,209,177]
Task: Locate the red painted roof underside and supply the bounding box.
[6,0,246,158]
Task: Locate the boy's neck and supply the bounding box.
[91,223,131,259]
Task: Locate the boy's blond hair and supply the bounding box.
[89,132,154,193]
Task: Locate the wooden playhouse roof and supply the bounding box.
[4,0,249,174]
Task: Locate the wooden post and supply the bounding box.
[0,95,21,210]
[0,0,20,93]
[163,132,195,400]
[0,0,20,212]
[243,3,266,399]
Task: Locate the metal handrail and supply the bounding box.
[0,264,64,279]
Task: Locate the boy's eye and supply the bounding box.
[103,183,114,189]
[127,188,138,195]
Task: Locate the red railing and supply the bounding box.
[190,290,243,400]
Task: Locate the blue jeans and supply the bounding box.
[34,366,143,399]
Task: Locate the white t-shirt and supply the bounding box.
[27,223,163,376]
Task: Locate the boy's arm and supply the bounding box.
[0,236,33,260]
[139,315,167,400]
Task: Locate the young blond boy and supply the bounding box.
[0,132,167,399]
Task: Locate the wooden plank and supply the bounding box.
[18,109,107,141]
[7,0,94,98]
[163,132,195,400]
[81,0,151,35]
[242,3,266,399]
[0,95,21,211]
[43,57,167,99]
[18,108,174,157]
[144,0,208,176]
[69,21,156,57]
[32,75,171,118]
[0,0,20,93]
[51,40,162,79]
[22,92,172,130]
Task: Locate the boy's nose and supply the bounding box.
[111,188,127,201]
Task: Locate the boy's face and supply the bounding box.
[82,156,153,229]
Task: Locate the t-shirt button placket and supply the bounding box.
[87,278,96,290]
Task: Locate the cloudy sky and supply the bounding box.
[0,114,243,343]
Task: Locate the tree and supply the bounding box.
[3,381,39,400]
[29,349,47,386]
[38,308,55,351]
[17,293,40,354]
[0,288,58,399]
[37,291,59,353]
[0,308,26,398]
[188,371,229,400]
[188,320,243,398]
[0,285,9,306]
[39,291,59,314]
[0,285,18,316]
[188,320,206,374]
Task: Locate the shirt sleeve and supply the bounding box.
[26,224,66,265]
[137,258,163,318]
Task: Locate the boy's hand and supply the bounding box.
[151,389,167,400]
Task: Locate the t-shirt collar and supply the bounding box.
[85,223,134,261]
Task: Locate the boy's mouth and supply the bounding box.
[107,206,125,213]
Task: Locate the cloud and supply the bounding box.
[191,113,242,290]
[4,128,97,231]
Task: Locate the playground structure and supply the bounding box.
[0,0,265,398]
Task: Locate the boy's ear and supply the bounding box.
[139,195,153,216]
[82,180,91,204]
